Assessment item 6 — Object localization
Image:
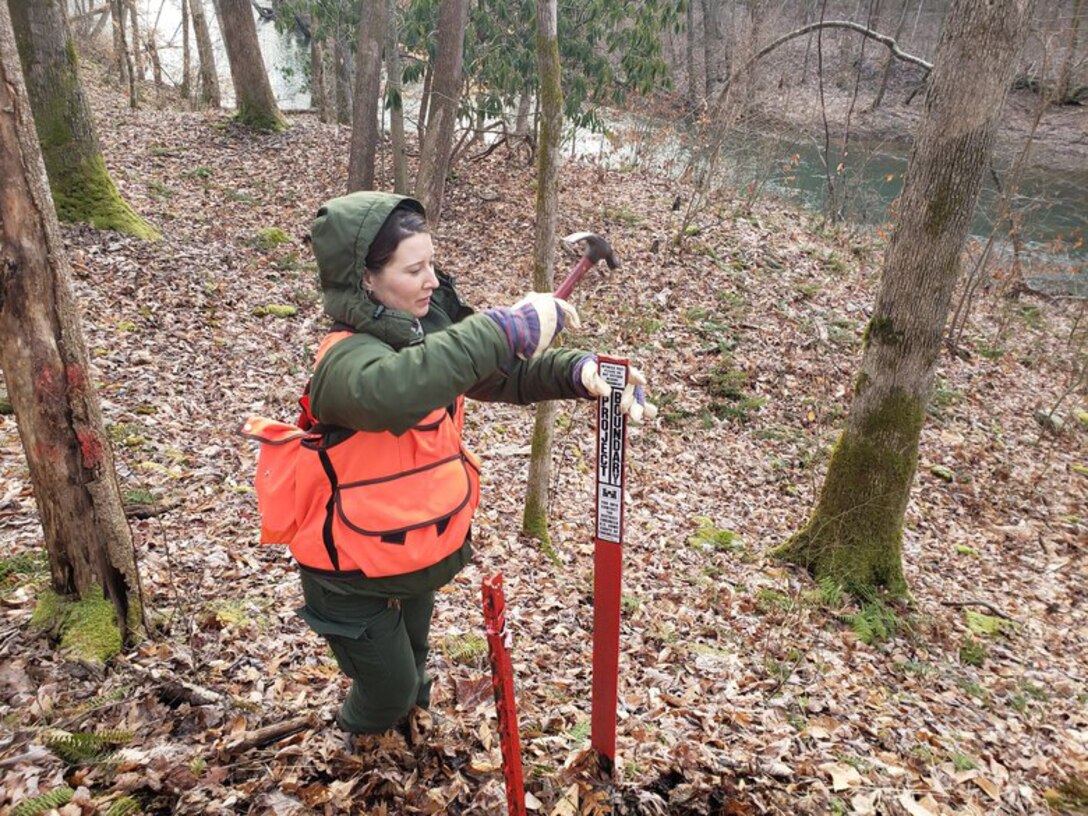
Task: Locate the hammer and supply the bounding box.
[555,232,620,300]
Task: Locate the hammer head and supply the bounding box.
[563,231,621,270]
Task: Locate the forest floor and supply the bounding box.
[1,65,1087,815]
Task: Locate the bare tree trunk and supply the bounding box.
[417,62,433,143]
[127,0,143,80]
[775,0,1035,594]
[686,0,699,109]
[9,0,155,237]
[701,0,726,99]
[147,34,162,86]
[871,0,910,110]
[522,0,564,545]
[415,0,469,225]
[180,0,191,99]
[385,0,409,195]
[119,1,137,108]
[110,0,128,86]
[513,90,531,137]
[347,0,386,191]
[218,0,285,130]
[189,0,220,107]
[334,37,352,125]
[90,6,110,39]
[308,15,329,121]
[800,0,819,84]
[0,0,144,644]
[1056,0,1084,103]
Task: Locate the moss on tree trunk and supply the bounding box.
[51,153,158,238]
[522,401,558,545]
[1,4,146,647]
[235,103,287,133]
[10,0,157,239]
[30,588,135,664]
[774,388,922,595]
[776,0,1034,598]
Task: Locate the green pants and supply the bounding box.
[297,571,434,734]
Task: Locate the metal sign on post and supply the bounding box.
[591,356,628,771]
[482,573,526,816]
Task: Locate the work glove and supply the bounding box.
[486,293,580,360]
[572,354,659,424]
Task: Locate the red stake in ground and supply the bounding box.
[592,356,628,773]
[482,573,526,816]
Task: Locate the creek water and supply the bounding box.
[138,0,311,109]
[582,110,1088,275]
[141,2,1086,282]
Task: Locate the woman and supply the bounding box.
[281,191,654,736]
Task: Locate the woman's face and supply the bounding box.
[364,232,438,318]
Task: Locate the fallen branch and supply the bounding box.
[123,661,226,707]
[69,5,110,22]
[221,713,319,756]
[940,600,1016,621]
[0,746,53,768]
[713,21,932,113]
[124,500,180,520]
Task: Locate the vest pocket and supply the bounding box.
[240,418,311,544]
[335,454,473,537]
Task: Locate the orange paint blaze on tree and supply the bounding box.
[35,364,63,397]
[66,362,87,391]
[77,428,104,469]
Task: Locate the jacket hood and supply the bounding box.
[311,191,427,346]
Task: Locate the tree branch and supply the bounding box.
[714,20,932,113]
[940,600,1016,621]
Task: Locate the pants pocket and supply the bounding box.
[296,603,402,682]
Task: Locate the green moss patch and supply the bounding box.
[252,227,291,250]
[253,304,297,318]
[31,588,123,664]
[687,517,741,552]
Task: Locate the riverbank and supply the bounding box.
[747,79,1088,174]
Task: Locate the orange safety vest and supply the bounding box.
[239,332,482,577]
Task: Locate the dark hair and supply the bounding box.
[365,206,429,273]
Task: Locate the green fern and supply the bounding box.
[43,728,133,764]
[68,686,129,715]
[10,786,74,816]
[816,576,844,607]
[845,602,899,645]
[106,796,142,816]
[443,633,488,665]
[566,718,590,745]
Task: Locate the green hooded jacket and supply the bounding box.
[306,191,585,597]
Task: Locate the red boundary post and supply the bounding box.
[482,573,527,816]
[591,356,627,772]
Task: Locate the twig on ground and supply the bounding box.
[940,600,1016,621]
[123,660,226,706]
[220,713,319,756]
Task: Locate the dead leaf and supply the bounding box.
[548,783,578,815]
[972,776,1002,801]
[898,792,943,816]
[819,761,863,791]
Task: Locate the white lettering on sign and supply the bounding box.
[596,359,627,544]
